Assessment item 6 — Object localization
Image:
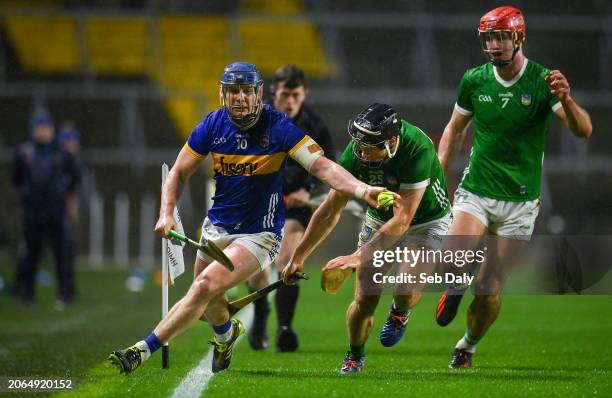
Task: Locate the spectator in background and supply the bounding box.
[11,112,81,308]
[58,120,82,288]
[57,120,80,154]
[247,65,336,352]
[57,120,81,222]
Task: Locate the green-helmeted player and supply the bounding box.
[435,6,593,369]
[282,103,451,373]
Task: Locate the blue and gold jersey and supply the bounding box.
[185,104,314,235]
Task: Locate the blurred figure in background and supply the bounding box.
[247,65,335,352]
[11,112,81,307]
[57,120,80,155]
[58,121,82,290]
[57,120,81,222]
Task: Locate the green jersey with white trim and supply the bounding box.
[339,120,450,225]
[455,59,561,201]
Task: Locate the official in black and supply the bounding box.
[11,113,81,306]
[247,65,335,351]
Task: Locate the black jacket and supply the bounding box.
[283,104,335,195]
[12,141,80,220]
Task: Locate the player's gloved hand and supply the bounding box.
[323,253,361,271]
[546,70,571,102]
[154,213,177,238]
[282,257,305,285]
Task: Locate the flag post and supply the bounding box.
[161,163,170,369]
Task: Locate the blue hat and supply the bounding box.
[30,112,53,128]
[58,129,79,144]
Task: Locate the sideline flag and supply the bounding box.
[167,205,185,283]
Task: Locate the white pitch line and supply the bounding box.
[171,307,254,398]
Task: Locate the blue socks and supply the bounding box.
[144,332,163,354]
[213,320,232,335]
[213,320,233,342]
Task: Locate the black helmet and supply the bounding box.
[348,103,401,167]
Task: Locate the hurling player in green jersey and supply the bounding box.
[282,103,451,373]
[434,6,592,369]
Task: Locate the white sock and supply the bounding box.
[455,337,477,354]
[135,340,151,361]
[215,326,234,343]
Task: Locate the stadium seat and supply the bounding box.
[156,15,231,137]
[2,14,80,73]
[2,9,334,138]
[86,16,149,75]
[238,19,334,77]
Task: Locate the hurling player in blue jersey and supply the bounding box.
[109,62,393,375]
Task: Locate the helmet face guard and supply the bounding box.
[348,103,400,168]
[478,6,525,68]
[220,62,264,129]
[478,29,522,67]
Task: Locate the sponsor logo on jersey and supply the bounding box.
[219,156,259,175]
[521,93,532,106]
[499,92,514,98]
[212,152,286,176]
[478,95,493,103]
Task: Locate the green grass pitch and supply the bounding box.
[0,266,610,397]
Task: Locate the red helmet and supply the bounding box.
[478,6,526,67]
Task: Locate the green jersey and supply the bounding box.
[455,59,561,201]
[339,120,450,225]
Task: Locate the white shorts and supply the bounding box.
[357,213,451,250]
[452,187,541,241]
[197,217,282,270]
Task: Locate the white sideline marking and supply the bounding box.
[171,307,254,398]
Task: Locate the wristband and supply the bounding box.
[354,185,368,199]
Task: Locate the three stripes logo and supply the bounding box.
[263,193,280,228]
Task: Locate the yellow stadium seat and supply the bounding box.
[238,19,334,77]
[166,96,204,138]
[2,14,80,73]
[156,15,231,138]
[2,10,334,140]
[86,16,149,75]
